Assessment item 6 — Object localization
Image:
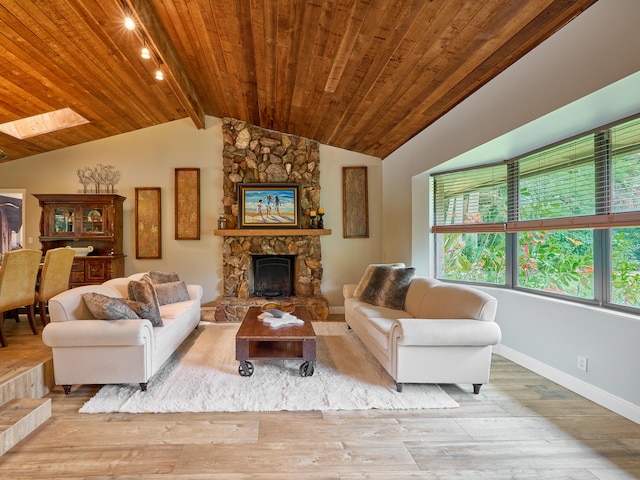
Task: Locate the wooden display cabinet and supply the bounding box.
[34,194,126,287]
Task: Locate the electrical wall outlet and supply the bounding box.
[577,355,588,372]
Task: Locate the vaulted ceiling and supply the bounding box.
[0,0,597,164]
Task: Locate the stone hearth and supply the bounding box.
[214,118,329,322]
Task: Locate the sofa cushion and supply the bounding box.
[351,304,408,353]
[82,293,141,320]
[359,265,416,309]
[128,275,164,327]
[353,263,405,298]
[159,299,195,319]
[148,270,180,284]
[154,280,190,306]
[353,302,409,322]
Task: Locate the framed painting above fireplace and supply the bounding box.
[238,183,300,228]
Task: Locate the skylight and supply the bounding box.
[0,108,89,139]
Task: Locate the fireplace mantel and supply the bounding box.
[214,229,331,237]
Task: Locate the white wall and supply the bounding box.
[0,117,382,308]
[382,0,640,420]
[484,286,640,421]
[318,145,382,307]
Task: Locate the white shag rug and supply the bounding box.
[79,322,458,413]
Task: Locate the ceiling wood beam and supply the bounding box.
[122,0,205,129]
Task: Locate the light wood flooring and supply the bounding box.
[1,316,640,479]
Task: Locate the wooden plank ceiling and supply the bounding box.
[0,0,597,163]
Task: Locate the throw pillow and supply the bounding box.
[148,270,180,284]
[154,280,190,306]
[353,263,405,298]
[128,275,164,327]
[359,265,416,310]
[82,293,141,320]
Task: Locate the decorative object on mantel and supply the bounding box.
[238,183,300,228]
[309,210,316,228]
[217,213,227,230]
[135,187,162,259]
[76,164,121,194]
[174,168,200,240]
[343,166,369,238]
[317,208,325,229]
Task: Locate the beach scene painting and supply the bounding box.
[238,184,300,228]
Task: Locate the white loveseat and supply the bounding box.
[42,272,202,394]
[344,274,501,393]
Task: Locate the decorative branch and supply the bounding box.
[77,164,121,193]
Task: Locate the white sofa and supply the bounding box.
[42,273,202,394]
[344,276,501,393]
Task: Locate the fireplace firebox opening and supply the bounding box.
[252,254,296,298]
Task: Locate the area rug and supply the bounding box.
[79,322,458,413]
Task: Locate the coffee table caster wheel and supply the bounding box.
[238,361,254,377]
[300,361,315,377]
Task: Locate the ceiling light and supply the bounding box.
[124,16,135,30]
[0,150,7,161]
[155,69,164,81]
[141,47,151,60]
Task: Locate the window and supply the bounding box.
[432,164,507,285]
[432,115,640,311]
[611,227,640,307]
[435,232,506,284]
[518,229,594,299]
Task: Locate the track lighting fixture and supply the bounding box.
[118,3,166,82]
[0,150,7,161]
[124,16,136,30]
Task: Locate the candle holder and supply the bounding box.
[317,213,324,229]
[217,214,227,230]
[310,212,317,229]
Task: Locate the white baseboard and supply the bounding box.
[329,306,345,315]
[494,344,640,425]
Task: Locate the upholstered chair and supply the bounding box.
[36,247,75,326]
[0,249,42,347]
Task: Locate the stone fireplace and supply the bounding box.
[214,118,329,322]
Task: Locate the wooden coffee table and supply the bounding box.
[235,306,316,377]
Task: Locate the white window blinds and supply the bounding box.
[432,115,640,234]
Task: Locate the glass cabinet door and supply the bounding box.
[53,208,74,233]
[82,207,104,233]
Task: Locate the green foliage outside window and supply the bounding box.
[611,228,640,306]
[518,230,593,299]
[437,232,505,284]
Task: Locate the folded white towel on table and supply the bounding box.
[258,311,304,327]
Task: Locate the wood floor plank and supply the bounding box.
[259,416,471,443]
[173,441,420,474]
[406,439,640,471]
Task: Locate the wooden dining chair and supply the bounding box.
[36,247,76,326]
[0,249,42,347]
